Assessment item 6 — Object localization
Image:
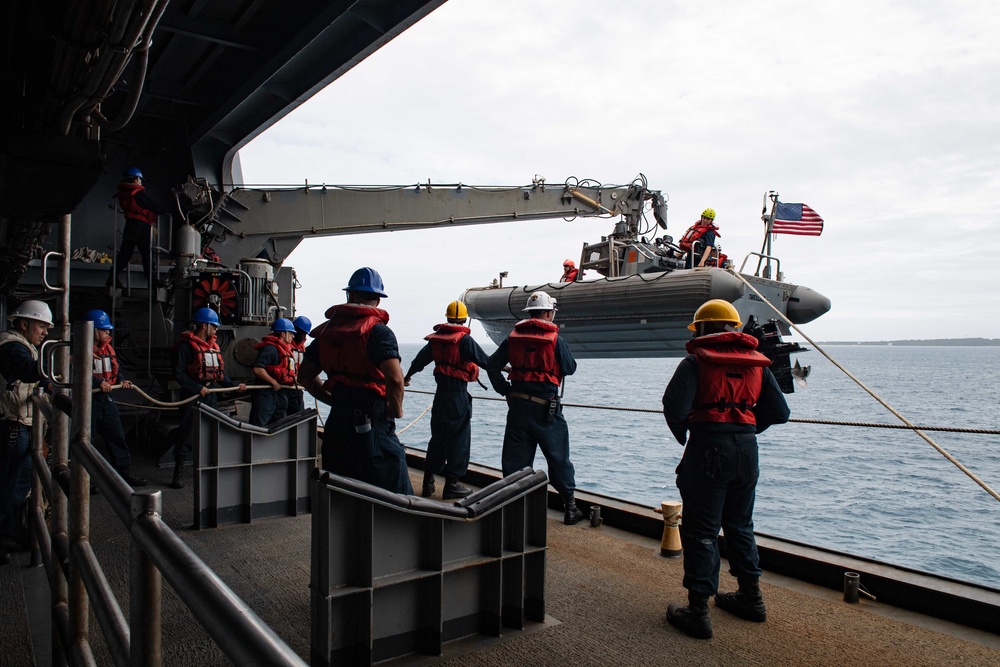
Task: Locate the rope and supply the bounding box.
[397,403,433,435]
[96,383,276,408]
[403,389,1000,433]
[730,270,1000,504]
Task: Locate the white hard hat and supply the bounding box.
[523,291,557,312]
[7,300,54,325]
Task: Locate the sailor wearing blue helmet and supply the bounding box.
[298,268,412,495]
[284,315,313,415]
[249,318,298,427]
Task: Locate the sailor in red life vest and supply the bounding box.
[297,267,413,495]
[84,310,147,488]
[403,300,490,499]
[559,259,579,282]
[107,167,167,288]
[662,299,789,640]
[486,290,585,525]
[678,208,721,269]
[249,318,298,427]
[282,315,312,415]
[169,307,245,489]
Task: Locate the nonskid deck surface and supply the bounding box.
[3,458,1000,667]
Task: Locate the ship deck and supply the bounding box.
[3,458,1000,667]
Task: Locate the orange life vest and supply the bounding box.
[254,335,297,385]
[685,331,770,425]
[316,305,389,397]
[92,339,119,382]
[290,339,306,368]
[178,331,225,382]
[115,183,157,225]
[559,268,579,283]
[508,319,561,387]
[678,221,720,253]
[426,323,478,383]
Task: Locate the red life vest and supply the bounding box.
[559,268,579,283]
[508,319,561,386]
[92,339,119,382]
[254,335,297,385]
[178,331,225,382]
[316,304,389,397]
[291,339,306,368]
[426,323,478,383]
[678,221,720,253]
[115,183,157,225]
[685,331,770,425]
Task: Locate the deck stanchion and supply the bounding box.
[660,501,682,558]
[131,490,163,666]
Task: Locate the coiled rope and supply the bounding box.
[729,270,1000,504]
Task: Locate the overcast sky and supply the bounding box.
[239,0,1000,345]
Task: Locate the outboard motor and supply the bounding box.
[742,315,808,394]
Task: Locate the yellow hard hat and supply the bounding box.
[446,300,469,320]
[688,299,741,331]
[701,208,716,220]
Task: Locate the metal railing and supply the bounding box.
[27,318,307,666]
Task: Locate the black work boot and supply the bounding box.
[667,593,712,639]
[715,578,766,622]
[563,496,584,525]
[442,476,472,500]
[120,468,149,488]
[169,463,185,489]
[421,475,435,498]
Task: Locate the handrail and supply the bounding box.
[27,319,309,666]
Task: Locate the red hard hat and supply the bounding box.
[563,259,575,268]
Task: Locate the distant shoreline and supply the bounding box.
[817,338,1000,347]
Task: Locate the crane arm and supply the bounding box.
[178,176,663,265]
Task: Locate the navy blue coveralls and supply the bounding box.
[173,343,238,463]
[662,355,789,597]
[91,363,133,475]
[305,324,413,495]
[486,331,578,497]
[0,340,45,542]
[406,335,489,482]
[249,344,288,427]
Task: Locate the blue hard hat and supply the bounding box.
[343,267,388,298]
[83,309,113,330]
[192,307,220,325]
[292,315,312,334]
[123,167,143,180]
[272,318,295,333]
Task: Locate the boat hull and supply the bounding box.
[461,268,830,358]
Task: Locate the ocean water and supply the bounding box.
[326,344,1000,590]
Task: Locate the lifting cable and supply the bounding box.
[402,389,1000,434]
[729,270,1000,504]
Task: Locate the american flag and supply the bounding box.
[772,202,824,236]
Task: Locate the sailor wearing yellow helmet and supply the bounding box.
[404,300,490,499]
[662,299,790,639]
[677,207,721,268]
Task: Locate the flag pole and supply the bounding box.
[757,191,777,278]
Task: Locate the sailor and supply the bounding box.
[559,259,579,283]
[108,167,167,288]
[662,299,790,639]
[298,267,412,495]
[249,318,298,426]
[486,291,584,525]
[403,300,490,499]
[283,315,312,415]
[85,309,147,487]
[678,208,721,268]
[0,300,51,564]
[170,307,245,489]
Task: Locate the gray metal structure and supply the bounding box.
[193,403,319,529]
[311,468,550,666]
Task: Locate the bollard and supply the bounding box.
[660,501,682,558]
[589,505,602,528]
[843,572,860,603]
